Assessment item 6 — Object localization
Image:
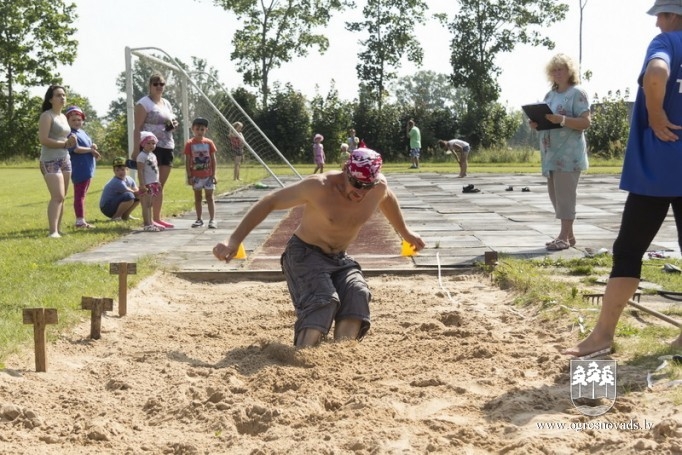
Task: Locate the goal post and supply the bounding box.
[124,46,302,187]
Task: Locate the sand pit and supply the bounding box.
[2,271,682,454]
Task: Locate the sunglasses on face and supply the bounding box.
[152,82,166,87]
[347,173,377,190]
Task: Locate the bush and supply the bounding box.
[586,89,631,160]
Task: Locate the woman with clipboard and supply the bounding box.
[528,53,591,251]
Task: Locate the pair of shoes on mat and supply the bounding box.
[462,184,480,193]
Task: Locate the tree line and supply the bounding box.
[0,0,629,164]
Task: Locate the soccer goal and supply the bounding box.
[124,46,303,187]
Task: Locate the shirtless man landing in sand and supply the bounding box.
[213,148,425,348]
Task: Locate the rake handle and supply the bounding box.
[628,299,682,328]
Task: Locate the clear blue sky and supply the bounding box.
[51,0,657,116]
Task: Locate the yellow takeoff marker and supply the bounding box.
[401,239,417,257]
[234,243,247,259]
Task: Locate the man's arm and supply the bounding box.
[379,187,425,252]
[213,178,315,261]
[644,58,681,141]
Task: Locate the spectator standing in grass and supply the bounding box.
[133,73,177,228]
[185,117,218,229]
[38,85,77,238]
[66,106,101,229]
[347,128,359,152]
[312,133,325,174]
[564,0,682,359]
[229,121,245,181]
[137,132,164,232]
[407,119,421,169]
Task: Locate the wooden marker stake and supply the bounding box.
[110,262,137,316]
[81,297,114,339]
[22,308,58,372]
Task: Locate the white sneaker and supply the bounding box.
[208,219,217,229]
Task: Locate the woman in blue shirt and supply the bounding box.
[565,0,682,359]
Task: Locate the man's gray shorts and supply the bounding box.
[280,235,371,345]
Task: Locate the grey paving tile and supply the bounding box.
[60,173,682,275]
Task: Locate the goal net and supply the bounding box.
[124,46,302,187]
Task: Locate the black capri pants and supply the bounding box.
[611,192,682,278]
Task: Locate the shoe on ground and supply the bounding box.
[124,215,139,221]
[143,224,164,232]
[48,232,61,238]
[155,220,175,228]
[192,219,204,228]
[75,222,94,228]
[546,239,570,250]
[111,217,123,221]
[208,219,217,229]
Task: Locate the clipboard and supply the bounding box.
[522,103,562,130]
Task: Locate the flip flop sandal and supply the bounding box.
[546,239,570,250]
[577,347,613,360]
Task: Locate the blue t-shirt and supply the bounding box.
[620,31,682,197]
[100,175,136,209]
[68,128,95,184]
[538,86,590,177]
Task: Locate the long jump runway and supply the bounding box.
[61,173,681,280]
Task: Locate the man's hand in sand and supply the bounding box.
[213,241,239,262]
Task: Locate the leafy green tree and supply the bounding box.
[0,91,42,160]
[213,0,350,109]
[460,102,520,149]
[346,0,427,112]
[0,0,78,160]
[586,89,631,159]
[353,88,404,160]
[256,83,310,162]
[439,0,567,148]
[392,71,465,116]
[392,71,464,150]
[442,0,568,107]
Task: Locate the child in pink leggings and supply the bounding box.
[66,106,101,228]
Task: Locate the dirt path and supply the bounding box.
[1,272,681,454]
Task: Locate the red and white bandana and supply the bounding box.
[347,148,383,183]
